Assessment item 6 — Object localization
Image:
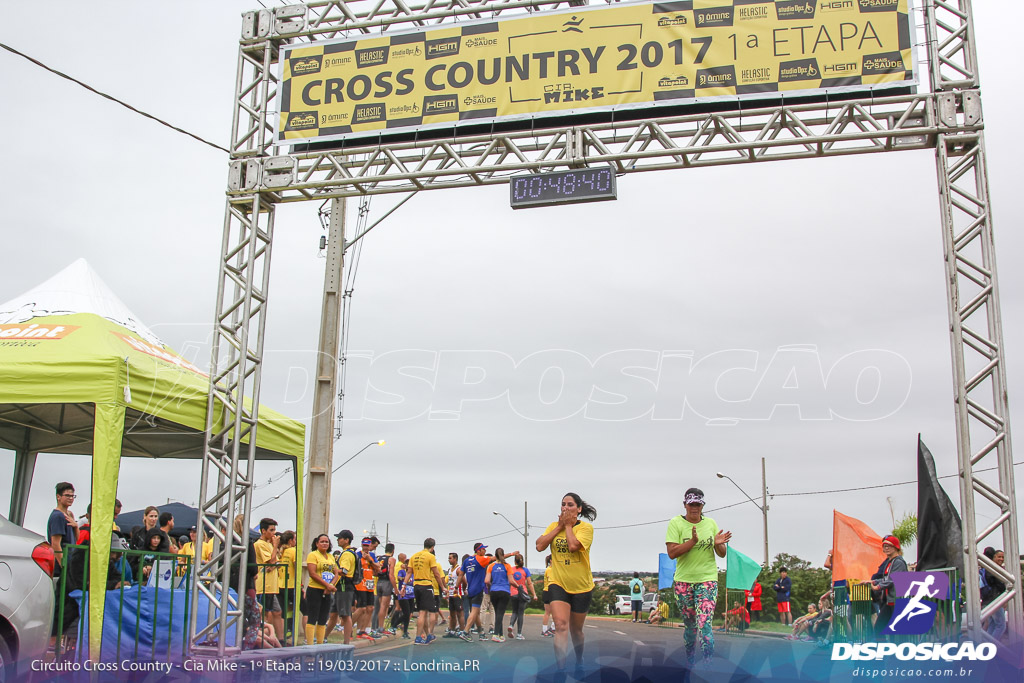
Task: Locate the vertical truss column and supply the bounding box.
[191,193,277,657]
[926,0,1021,642]
[189,10,284,654]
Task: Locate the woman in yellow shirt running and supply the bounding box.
[535,492,596,672]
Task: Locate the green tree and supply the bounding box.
[891,513,917,553]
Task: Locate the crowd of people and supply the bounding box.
[44,479,1010,670]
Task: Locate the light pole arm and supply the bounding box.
[722,475,764,513]
[332,441,382,473]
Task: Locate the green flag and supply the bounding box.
[726,546,762,590]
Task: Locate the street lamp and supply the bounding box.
[332,440,385,473]
[717,457,769,567]
[493,503,529,568]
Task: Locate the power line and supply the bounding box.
[0,41,229,154]
[769,460,1024,498]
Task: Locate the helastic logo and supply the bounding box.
[352,103,386,124]
[356,46,389,68]
[887,572,949,635]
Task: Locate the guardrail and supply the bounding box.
[53,544,300,661]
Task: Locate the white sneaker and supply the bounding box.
[515,634,525,640]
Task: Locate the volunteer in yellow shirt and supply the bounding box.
[304,534,340,644]
[253,518,284,640]
[535,492,596,671]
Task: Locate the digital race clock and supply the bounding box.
[509,167,617,210]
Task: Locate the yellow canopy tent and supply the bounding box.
[0,259,305,659]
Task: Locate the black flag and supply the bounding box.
[916,436,963,575]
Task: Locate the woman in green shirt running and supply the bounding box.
[665,488,731,666]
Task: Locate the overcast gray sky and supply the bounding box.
[2,1,1022,573]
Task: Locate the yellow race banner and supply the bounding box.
[276,0,915,143]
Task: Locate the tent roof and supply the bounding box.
[0,259,304,460]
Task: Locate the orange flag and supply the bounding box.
[832,510,885,582]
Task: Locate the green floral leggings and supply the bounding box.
[674,580,719,664]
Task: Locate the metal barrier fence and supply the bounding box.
[54,544,299,661]
[832,568,961,644]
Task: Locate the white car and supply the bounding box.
[0,514,56,682]
[616,592,660,615]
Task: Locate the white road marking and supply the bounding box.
[585,625,597,629]
[613,630,626,635]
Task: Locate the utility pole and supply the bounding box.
[762,457,769,568]
[303,199,346,551]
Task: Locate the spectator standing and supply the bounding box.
[158,512,177,552]
[981,547,1007,639]
[870,535,908,637]
[774,568,793,625]
[629,572,645,622]
[130,506,159,553]
[665,488,731,667]
[745,581,763,621]
[278,530,298,638]
[48,482,78,576]
[77,503,91,544]
[253,518,284,640]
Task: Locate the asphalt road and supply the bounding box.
[342,614,838,682]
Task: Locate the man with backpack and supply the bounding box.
[629,572,645,623]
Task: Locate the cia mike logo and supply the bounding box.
[887,572,949,635]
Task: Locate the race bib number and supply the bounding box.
[364,578,375,591]
[321,571,335,583]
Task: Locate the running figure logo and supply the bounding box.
[887,572,949,635]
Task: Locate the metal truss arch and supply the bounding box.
[192,0,1020,653]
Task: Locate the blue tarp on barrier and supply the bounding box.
[71,587,238,661]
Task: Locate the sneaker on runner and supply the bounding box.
[425,634,436,644]
[357,633,375,641]
[458,631,473,642]
[508,627,514,639]
[491,635,505,642]
[414,636,426,645]
[515,634,525,640]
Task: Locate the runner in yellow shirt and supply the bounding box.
[409,538,446,645]
[535,492,596,672]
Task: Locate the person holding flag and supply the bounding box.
[665,488,731,666]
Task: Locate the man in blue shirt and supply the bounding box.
[774,568,793,625]
[457,543,494,640]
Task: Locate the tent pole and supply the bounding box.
[10,444,37,526]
